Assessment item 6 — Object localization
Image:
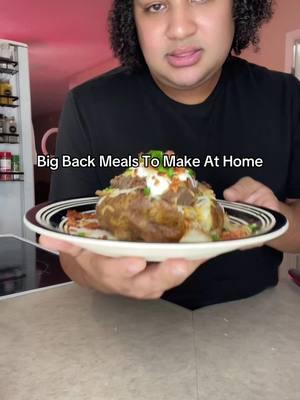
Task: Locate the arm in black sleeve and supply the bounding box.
[49,90,99,201]
[287,76,300,198]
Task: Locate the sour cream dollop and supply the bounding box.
[136,166,171,197]
[135,166,197,197]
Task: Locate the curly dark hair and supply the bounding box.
[108,0,275,71]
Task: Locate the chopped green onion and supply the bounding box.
[103,187,114,194]
[211,233,220,241]
[144,187,151,196]
[148,150,164,161]
[188,168,196,177]
[158,166,167,174]
[249,223,258,233]
[78,232,86,237]
[167,168,174,178]
[123,169,132,177]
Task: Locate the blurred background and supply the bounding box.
[0,0,299,204]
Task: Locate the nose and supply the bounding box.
[166,7,197,41]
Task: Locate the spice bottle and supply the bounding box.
[0,151,12,181]
[0,114,4,134]
[7,116,17,133]
[2,80,13,105]
[0,80,5,106]
[12,154,20,180]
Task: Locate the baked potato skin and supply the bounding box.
[209,200,224,234]
[183,199,224,236]
[96,191,186,242]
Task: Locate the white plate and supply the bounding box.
[24,197,288,261]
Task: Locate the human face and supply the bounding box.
[134,0,234,101]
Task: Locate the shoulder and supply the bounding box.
[229,56,299,93]
[70,66,144,106]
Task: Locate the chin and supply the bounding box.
[167,72,208,90]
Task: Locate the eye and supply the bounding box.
[146,3,166,13]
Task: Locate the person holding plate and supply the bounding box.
[40,0,300,309]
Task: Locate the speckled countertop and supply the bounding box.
[0,270,299,400]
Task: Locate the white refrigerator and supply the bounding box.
[0,39,35,241]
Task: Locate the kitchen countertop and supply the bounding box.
[0,269,299,400]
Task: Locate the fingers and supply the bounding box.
[39,235,146,274]
[244,187,280,211]
[80,255,202,298]
[79,253,147,290]
[129,258,206,299]
[243,186,267,204]
[39,235,84,257]
[40,234,148,288]
[39,234,207,300]
[223,176,260,202]
[59,252,90,287]
[59,252,145,293]
[223,177,280,211]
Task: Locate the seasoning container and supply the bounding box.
[0,80,12,105]
[0,81,3,105]
[8,134,19,144]
[7,116,17,133]
[0,114,4,134]
[0,80,13,105]
[0,80,4,105]
[11,154,20,180]
[0,151,12,181]
[1,116,18,143]
[0,42,11,60]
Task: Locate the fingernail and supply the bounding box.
[128,264,143,274]
[224,188,237,200]
[173,266,186,276]
[224,188,234,195]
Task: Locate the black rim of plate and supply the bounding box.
[25,197,288,245]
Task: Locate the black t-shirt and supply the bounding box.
[50,56,300,309]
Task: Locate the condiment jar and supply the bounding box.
[11,154,20,180]
[0,151,12,181]
[7,116,17,133]
[0,114,4,134]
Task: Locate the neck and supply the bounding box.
[151,68,222,105]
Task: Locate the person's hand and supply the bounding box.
[223,177,281,250]
[39,236,207,299]
[223,176,280,212]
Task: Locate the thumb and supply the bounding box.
[223,186,241,202]
[223,177,258,202]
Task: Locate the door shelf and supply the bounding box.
[0,58,18,75]
[0,171,24,182]
[0,95,19,107]
[0,57,18,67]
[0,66,18,75]
[0,133,19,144]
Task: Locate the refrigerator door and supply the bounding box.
[293,39,300,80]
[0,40,35,240]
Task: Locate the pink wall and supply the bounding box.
[242,0,300,72]
[69,57,119,90]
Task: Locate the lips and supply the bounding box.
[167,47,203,68]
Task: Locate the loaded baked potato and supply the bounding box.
[95,150,225,243]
